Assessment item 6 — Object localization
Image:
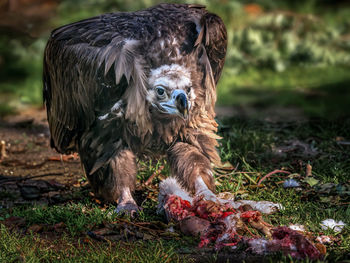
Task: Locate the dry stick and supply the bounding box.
[144,172,158,186]
[257,170,291,185]
[233,172,259,174]
[116,218,161,234]
[144,166,164,186]
[241,172,257,184]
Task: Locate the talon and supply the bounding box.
[115,187,141,217]
[115,201,142,217]
[195,176,218,202]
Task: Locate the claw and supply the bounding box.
[115,201,142,217]
[115,187,141,217]
[194,176,218,202]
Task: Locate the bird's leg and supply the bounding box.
[110,149,140,216]
[84,149,140,216]
[193,173,217,202]
[167,142,217,201]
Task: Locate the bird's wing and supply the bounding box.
[191,11,227,117]
[195,12,227,84]
[43,15,149,153]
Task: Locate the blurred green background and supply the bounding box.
[0,0,349,120]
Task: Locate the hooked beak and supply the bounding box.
[159,89,189,118]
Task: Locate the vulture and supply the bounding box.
[43,3,227,214]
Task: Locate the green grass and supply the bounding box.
[0,225,183,263]
[10,203,117,237]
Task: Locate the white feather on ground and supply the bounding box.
[320,219,346,232]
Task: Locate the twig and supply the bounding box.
[144,173,158,186]
[144,165,164,186]
[116,218,160,234]
[241,172,257,184]
[257,170,291,185]
[233,171,258,174]
[47,153,79,162]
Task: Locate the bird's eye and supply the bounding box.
[156,86,165,97]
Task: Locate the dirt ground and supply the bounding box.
[0,107,84,208]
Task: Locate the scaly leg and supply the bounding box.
[83,148,140,216]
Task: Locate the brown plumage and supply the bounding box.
[43,3,227,214]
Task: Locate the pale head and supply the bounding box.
[147,64,195,119]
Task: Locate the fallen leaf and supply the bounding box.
[303,177,319,187]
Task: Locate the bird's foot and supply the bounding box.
[194,176,219,203]
[115,187,141,217]
[115,201,141,217]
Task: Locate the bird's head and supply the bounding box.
[147,64,194,119]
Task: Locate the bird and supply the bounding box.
[43,3,227,214]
